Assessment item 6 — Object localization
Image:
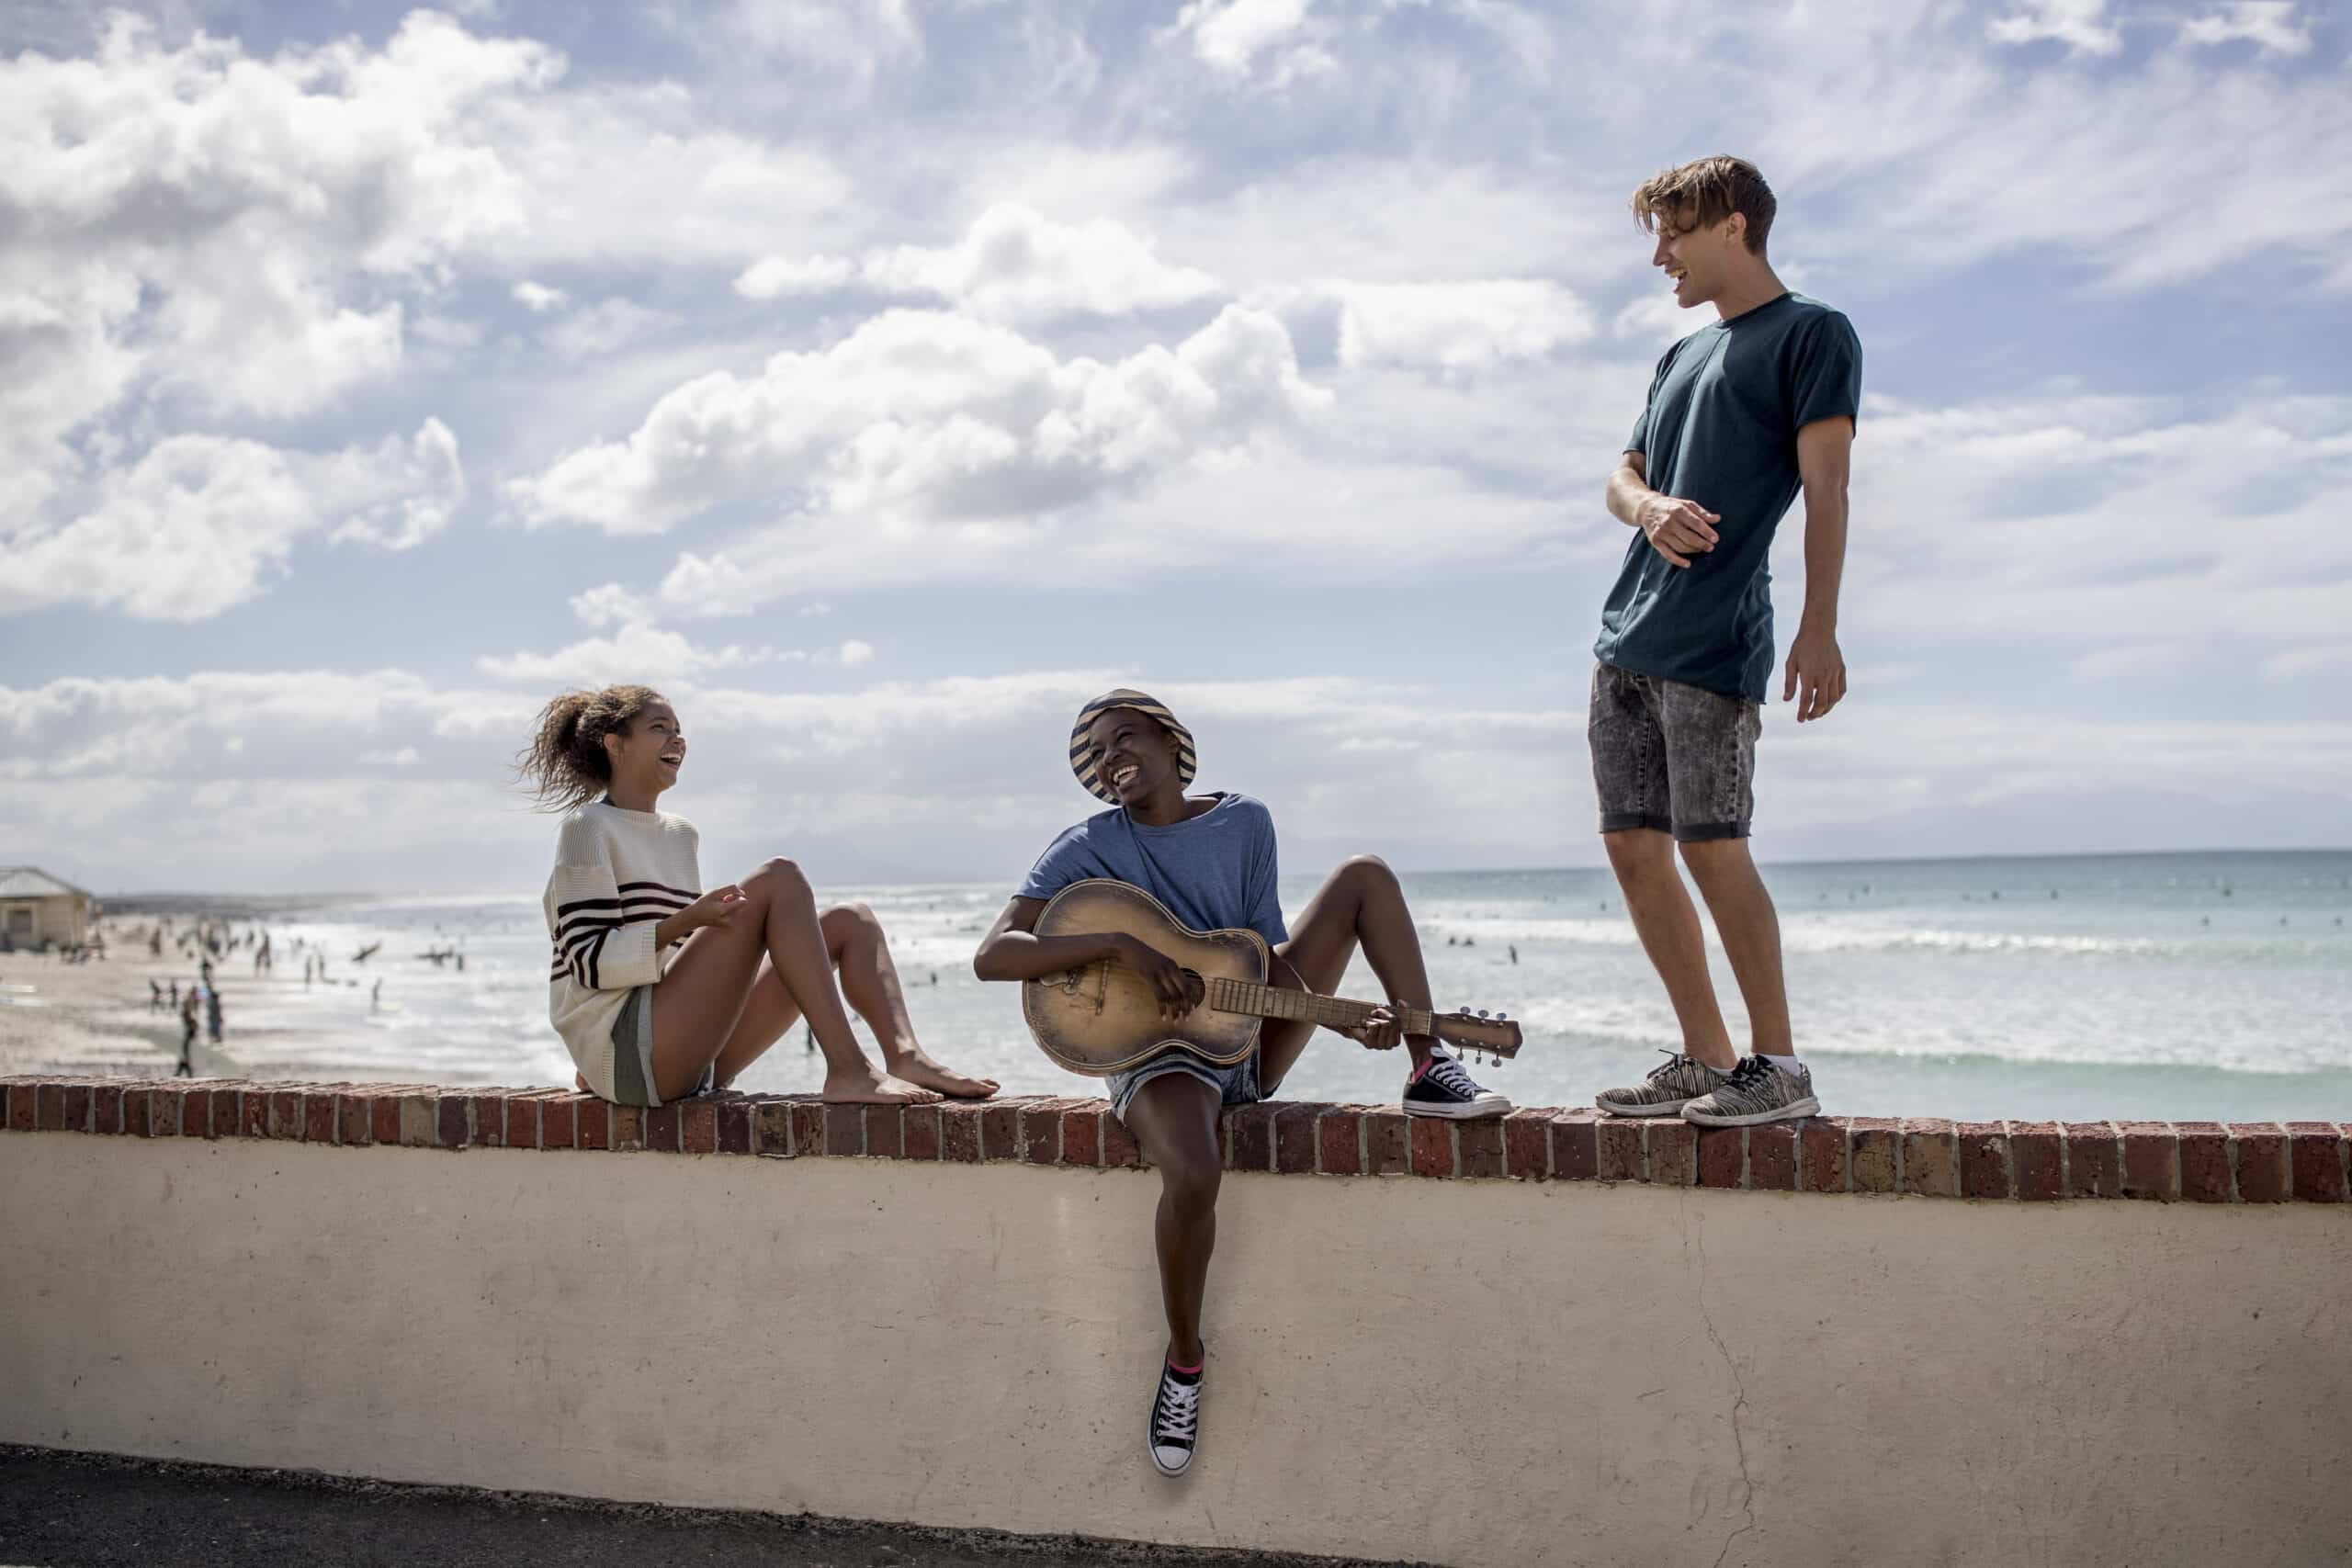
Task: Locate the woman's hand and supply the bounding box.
[1114,933,1197,1023]
[686,885,750,930]
[1345,1005,1403,1052]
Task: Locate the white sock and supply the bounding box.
[1760,1054,1802,1076]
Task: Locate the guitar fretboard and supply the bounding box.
[1205,976,1434,1039]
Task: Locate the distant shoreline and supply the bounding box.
[87,843,2352,906]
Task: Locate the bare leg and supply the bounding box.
[1119,1074,1224,1367]
[702,904,996,1097]
[825,901,997,1098]
[649,858,939,1104]
[1678,839,1792,1057]
[1604,829,1736,1070]
[1259,854,1433,1094]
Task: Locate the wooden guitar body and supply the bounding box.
[1023,880,1269,1077]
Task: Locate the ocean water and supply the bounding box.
[181,852,2350,1122]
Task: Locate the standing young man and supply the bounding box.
[1589,156,1860,1128]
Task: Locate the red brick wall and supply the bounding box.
[3,1075,2342,1204]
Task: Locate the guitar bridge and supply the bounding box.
[1046,964,1113,1016]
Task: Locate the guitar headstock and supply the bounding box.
[1431,1009,1521,1061]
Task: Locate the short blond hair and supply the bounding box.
[1631,156,1776,254]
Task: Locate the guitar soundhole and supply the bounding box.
[1181,971,1207,1008]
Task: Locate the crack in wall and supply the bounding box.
[1683,1194,1757,1568]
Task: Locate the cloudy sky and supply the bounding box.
[2,0,2347,896]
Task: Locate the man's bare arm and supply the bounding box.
[1781,416,1853,723]
[1606,450,1720,570]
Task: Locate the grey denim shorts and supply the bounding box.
[1588,662,1762,841]
[1109,1048,1261,1123]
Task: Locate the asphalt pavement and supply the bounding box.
[0,1446,1422,1568]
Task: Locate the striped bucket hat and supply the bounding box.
[1069,688,1197,805]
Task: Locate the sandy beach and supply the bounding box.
[0,915,399,1086]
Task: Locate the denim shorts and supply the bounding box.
[1108,1048,1261,1123]
[1588,661,1761,841]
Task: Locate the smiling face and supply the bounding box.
[1085,707,1178,807]
[602,697,685,800]
[1652,202,1748,310]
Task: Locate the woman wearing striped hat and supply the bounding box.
[973,687,1509,1479]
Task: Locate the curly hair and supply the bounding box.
[514,685,666,813]
[1631,155,1776,255]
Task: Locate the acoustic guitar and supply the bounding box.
[1023,879,1524,1077]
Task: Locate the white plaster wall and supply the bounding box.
[2,1136,2346,1567]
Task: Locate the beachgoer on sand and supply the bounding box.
[521,684,996,1110]
[973,690,1510,1480]
[1588,156,1860,1129]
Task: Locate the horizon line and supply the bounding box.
[80,842,2352,904]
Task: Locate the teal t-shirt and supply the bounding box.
[1593,291,1861,701]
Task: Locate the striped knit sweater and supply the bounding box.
[543,800,701,1099]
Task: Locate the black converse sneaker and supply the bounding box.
[1148,1359,1202,1477]
[1401,1048,1512,1119]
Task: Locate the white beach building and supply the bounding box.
[0,866,96,952]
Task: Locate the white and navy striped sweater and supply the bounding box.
[543,800,701,1099]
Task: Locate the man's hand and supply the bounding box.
[1781,619,1846,723]
[1636,493,1720,569]
[1114,933,1197,1022]
[1344,1005,1403,1052]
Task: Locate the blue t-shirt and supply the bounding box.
[1594,291,1862,702]
[1016,793,1288,949]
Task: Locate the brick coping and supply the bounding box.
[1,1076,2344,1203]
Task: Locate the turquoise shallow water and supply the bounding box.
[166,851,2351,1123]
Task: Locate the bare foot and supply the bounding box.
[885,1047,999,1100]
[822,1066,943,1105]
[574,1073,591,1093]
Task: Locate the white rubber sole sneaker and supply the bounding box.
[1402,1090,1513,1119]
[1594,1094,1696,1118]
[1148,1369,1199,1477]
[1682,1094,1820,1128]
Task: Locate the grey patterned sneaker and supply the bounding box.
[1596,1051,1730,1118]
[1681,1057,1819,1127]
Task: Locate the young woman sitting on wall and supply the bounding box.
[520,684,996,1108]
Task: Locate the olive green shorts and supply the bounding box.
[607,984,715,1108]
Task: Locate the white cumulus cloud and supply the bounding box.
[2,421,465,621]
[478,624,797,689]
[1173,0,1317,75]
[1988,0,2122,54]
[508,304,1327,537]
[1333,279,1595,371]
[734,204,1220,323]
[2180,3,2312,55]
[568,582,652,629]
